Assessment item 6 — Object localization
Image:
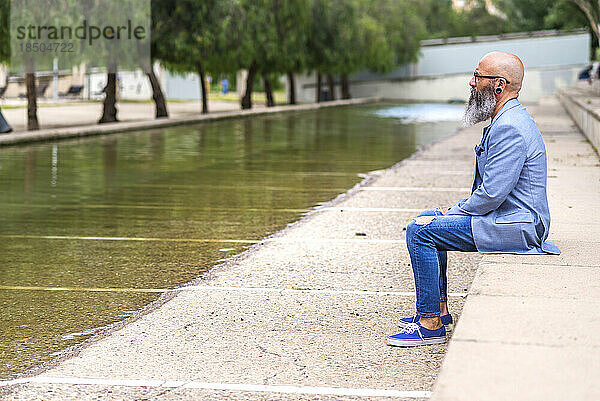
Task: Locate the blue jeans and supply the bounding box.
[406,208,477,317]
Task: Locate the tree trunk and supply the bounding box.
[316,73,322,103]
[264,75,275,107]
[144,64,168,118]
[197,63,208,114]
[341,74,351,99]
[25,72,39,130]
[241,61,257,110]
[99,66,118,123]
[327,74,335,101]
[287,71,296,105]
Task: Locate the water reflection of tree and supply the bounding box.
[149,131,165,164]
[24,149,36,204]
[263,118,273,143]
[102,137,118,191]
[243,118,254,168]
[196,125,207,155]
[312,109,323,152]
[285,114,296,152]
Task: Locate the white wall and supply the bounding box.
[118,70,153,100]
[295,31,590,104]
[163,71,202,101]
[295,66,583,104]
[86,67,202,101]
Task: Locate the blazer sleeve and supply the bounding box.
[447,124,527,216]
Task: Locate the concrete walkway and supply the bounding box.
[0,99,240,132]
[0,96,595,400]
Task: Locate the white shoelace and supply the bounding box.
[402,323,424,340]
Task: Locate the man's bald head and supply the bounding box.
[478,52,524,94]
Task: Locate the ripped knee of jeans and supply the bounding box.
[413,215,436,226]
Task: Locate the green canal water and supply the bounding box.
[0,102,463,378]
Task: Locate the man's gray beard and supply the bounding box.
[462,84,497,127]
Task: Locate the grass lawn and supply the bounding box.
[206,90,287,104]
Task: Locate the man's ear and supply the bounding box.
[496,78,508,95]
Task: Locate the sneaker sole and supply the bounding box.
[387,336,446,347]
[398,322,453,332]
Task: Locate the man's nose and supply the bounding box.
[469,76,476,87]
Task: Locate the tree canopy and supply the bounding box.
[1,0,594,114]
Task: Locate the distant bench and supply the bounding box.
[60,85,84,98]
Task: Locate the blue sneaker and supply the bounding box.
[387,322,446,347]
[398,313,453,331]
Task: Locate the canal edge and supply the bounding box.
[0,97,383,147]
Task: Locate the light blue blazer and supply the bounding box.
[447,98,560,254]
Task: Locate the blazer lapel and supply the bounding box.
[469,99,521,194]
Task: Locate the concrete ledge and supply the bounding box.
[0,97,382,147]
[557,88,600,152]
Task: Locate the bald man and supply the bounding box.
[387,52,560,347]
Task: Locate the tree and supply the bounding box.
[420,0,505,38]
[333,4,393,99]
[154,0,238,114]
[307,0,353,102]
[457,0,506,35]
[306,0,423,102]
[9,0,72,130]
[98,63,118,123]
[146,1,169,118]
[143,60,168,119]
[80,0,151,124]
[492,0,591,54]
[565,1,600,42]
[491,0,587,34]
[9,0,45,130]
[280,1,311,104]
[235,0,272,109]
[266,0,311,105]
[544,1,589,31]
[418,0,459,39]
[493,0,552,32]
[355,0,426,96]
[232,0,305,109]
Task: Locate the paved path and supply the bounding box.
[0,100,240,132]
[1,96,592,400]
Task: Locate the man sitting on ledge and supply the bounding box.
[387,52,561,347]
